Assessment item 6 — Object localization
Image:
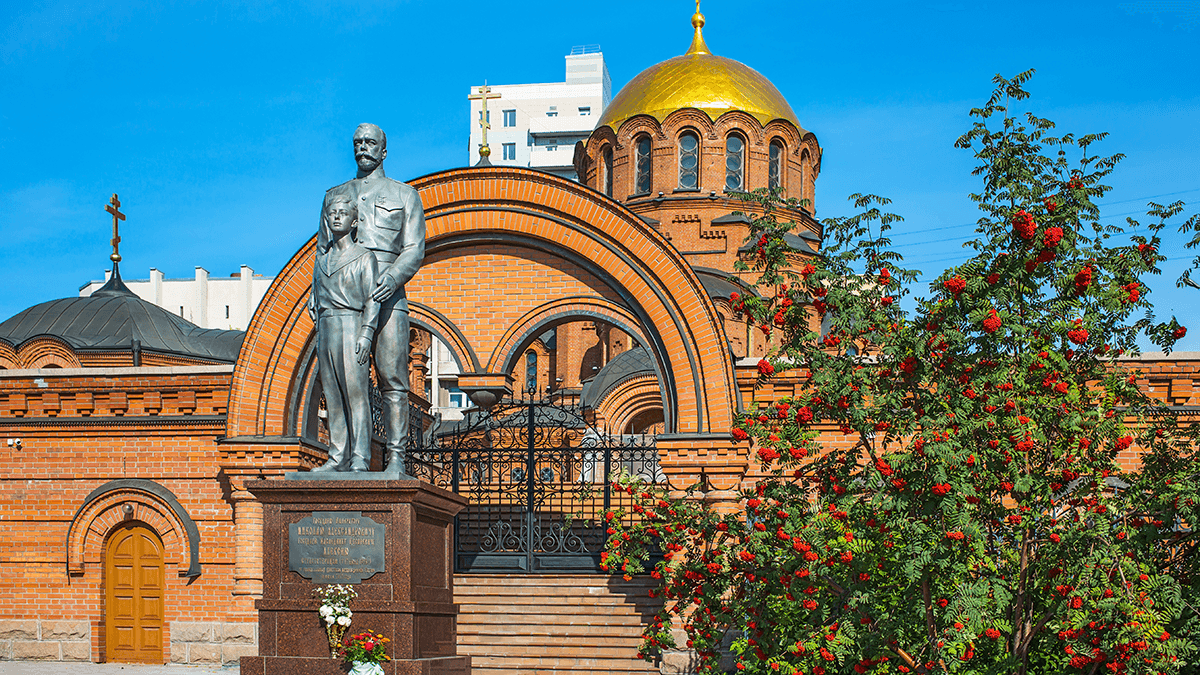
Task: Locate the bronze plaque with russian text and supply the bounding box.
[288,511,385,584]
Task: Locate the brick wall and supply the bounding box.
[0,365,255,664]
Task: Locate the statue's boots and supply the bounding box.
[311,445,347,472]
[348,449,371,473]
[384,450,411,478]
[382,391,413,478]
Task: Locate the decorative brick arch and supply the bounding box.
[487,296,649,373]
[410,167,736,433]
[0,335,84,369]
[0,341,16,368]
[227,232,319,438]
[66,479,200,578]
[227,166,737,436]
[410,301,480,372]
[713,110,767,147]
[592,373,664,435]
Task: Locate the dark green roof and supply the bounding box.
[581,347,656,408]
[0,265,244,364]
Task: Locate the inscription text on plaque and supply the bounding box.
[288,511,385,584]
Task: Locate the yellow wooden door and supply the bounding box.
[105,523,164,663]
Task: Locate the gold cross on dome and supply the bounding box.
[468,83,503,160]
[104,193,126,263]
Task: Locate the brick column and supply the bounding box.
[229,478,263,599]
[655,434,748,513]
[219,439,329,602]
[653,434,748,675]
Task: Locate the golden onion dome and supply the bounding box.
[596,7,801,132]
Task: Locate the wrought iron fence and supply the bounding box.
[407,393,662,573]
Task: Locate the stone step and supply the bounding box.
[454,574,659,675]
[458,615,648,628]
[459,630,644,643]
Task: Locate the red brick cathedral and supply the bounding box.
[0,8,1193,674]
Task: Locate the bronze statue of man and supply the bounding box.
[319,123,426,476]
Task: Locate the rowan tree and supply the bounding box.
[603,72,1197,675]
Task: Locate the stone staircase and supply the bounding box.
[454,574,662,675]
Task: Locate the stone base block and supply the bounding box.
[0,621,37,640]
[60,641,90,661]
[240,655,471,675]
[11,640,59,660]
[40,621,89,641]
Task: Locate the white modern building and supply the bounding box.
[427,339,470,422]
[80,265,273,331]
[467,46,612,180]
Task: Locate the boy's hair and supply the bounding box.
[325,194,358,217]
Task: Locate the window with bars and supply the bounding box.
[678,132,699,190]
[634,136,652,195]
[768,140,784,191]
[725,135,744,192]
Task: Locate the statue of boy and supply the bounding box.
[309,195,380,472]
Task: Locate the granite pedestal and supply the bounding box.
[240,479,471,675]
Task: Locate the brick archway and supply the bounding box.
[227,166,736,437]
[487,296,649,373]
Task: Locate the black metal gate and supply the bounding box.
[408,394,661,573]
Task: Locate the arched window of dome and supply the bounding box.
[525,349,538,393]
[799,148,811,204]
[603,146,614,198]
[634,135,652,195]
[725,134,745,192]
[678,131,700,190]
[768,140,785,192]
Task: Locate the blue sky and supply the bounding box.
[2,1,1198,348]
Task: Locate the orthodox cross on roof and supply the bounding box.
[105,193,126,263]
[468,83,502,164]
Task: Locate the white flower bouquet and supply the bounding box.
[315,584,358,658]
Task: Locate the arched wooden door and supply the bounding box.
[105,523,165,663]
